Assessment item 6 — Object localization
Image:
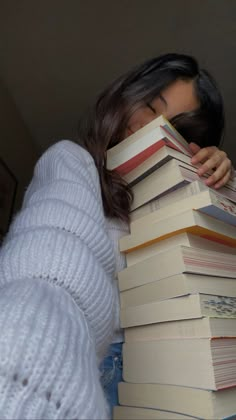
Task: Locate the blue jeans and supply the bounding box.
[99,342,123,414]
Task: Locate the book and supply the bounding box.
[119,209,236,253]
[118,382,236,420]
[131,159,236,211]
[124,317,236,342]
[120,294,236,328]
[124,142,236,191]
[124,144,197,186]
[130,187,236,233]
[123,337,236,389]
[113,405,197,420]
[119,245,236,292]
[106,115,191,176]
[130,179,208,222]
[120,273,236,308]
[126,232,236,267]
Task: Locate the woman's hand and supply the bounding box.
[189,142,233,189]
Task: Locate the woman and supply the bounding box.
[0,53,232,419]
[87,53,232,412]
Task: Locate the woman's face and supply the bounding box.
[124,79,200,138]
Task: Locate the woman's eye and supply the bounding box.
[147,103,156,114]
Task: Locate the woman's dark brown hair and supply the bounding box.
[78,53,225,222]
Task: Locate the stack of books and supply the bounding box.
[107,115,236,420]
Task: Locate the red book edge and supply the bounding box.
[114,138,185,176]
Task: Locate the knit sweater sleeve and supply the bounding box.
[0,140,115,419]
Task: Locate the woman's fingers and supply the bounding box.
[204,163,232,188]
[189,142,201,157]
[189,143,233,188]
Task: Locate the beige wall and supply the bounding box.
[0,80,39,212]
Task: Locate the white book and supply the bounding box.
[119,208,236,252]
[106,115,191,175]
[124,317,236,342]
[119,245,236,292]
[120,273,236,308]
[131,159,236,211]
[130,179,208,221]
[123,337,236,390]
[130,187,236,233]
[126,232,236,267]
[124,144,236,190]
[118,382,236,420]
[124,144,196,185]
[113,405,196,420]
[120,294,236,328]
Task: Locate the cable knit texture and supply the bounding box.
[0,140,128,419]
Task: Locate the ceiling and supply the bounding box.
[0,0,236,164]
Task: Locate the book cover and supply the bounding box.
[131,159,236,211]
[130,179,208,222]
[126,232,236,267]
[124,144,196,185]
[120,273,236,308]
[120,294,236,328]
[118,382,236,420]
[123,337,236,390]
[119,245,236,292]
[124,317,236,341]
[130,182,236,229]
[113,405,197,420]
[106,115,191,175]
[119,209,236,252]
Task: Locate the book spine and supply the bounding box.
[122,339,216,389]
[179,166,236,203]
[124,318,212,341]
[120,294,203,328]
[131,190,236,232]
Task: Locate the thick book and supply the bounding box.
[125,317,236,342]
[130,159,236,211]
[122,142,236,190]
[113,405,196,420]
[130,179,208,222]
[126,232,236,267]
[123,144,197,185]
[119,245,236,292]
[120,273,236,308]
[118,382,236,420]
[123,337,236,389]
[120,293,236,328]
[106,115,191,176]
[119,209,236,253]
[130,187,236,233]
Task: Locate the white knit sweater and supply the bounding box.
[0,140,128,419]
